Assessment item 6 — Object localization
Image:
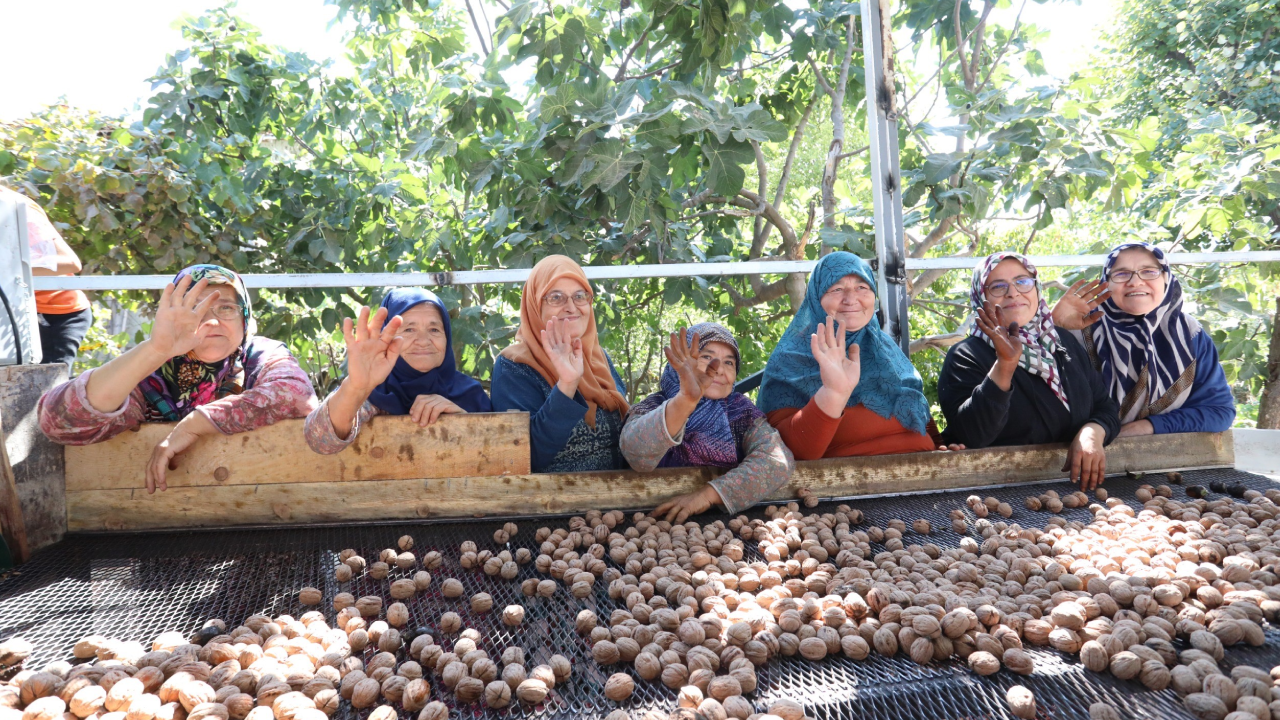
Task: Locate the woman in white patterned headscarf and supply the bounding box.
[937,252,1121,490]
[1053,242,1235,436]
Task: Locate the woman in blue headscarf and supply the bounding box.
[758,252,955,459]
[1052,242,1235,435]
[304,288,491,454]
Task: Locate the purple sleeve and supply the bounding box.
[37,370,147,445]
[304,394,382,454]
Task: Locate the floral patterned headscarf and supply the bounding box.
[139,264,255,421]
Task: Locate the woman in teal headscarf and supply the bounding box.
[758,252,957,459]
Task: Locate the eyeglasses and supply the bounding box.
[1108,267,1163,284]
[543,290,592,308]
[985,276,1036,298]
[206,302,244,322]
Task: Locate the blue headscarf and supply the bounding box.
[366,288,492,415]
[1091,242,1198,422]
[757,252,930,434]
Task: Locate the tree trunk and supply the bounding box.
[1259,296,1280,428]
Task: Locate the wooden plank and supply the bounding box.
[66,431,1234,532]
[65,412,530,491]
[0,409,31,563]
[0,364,68,551]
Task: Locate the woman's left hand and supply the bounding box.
[1052,279,1111,331]
[1117,419,1154,437]
[409,394,465,426]
[654,485,721,524]
[146,412,216,493]
[936,443,966,452]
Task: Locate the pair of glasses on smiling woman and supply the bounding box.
[988,267,1163,299]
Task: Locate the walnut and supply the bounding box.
[417,701,448,720]
[440,663,467,691]
[1183,693,1228,720]
[1108,651,1141,681]
[397,535,413,551]
[441,580,464,598]
[1024,496,1042,511]
[389,579,416,601]
[126,693,164,720]
[385,603,409,628]
[438,613,461,634]
[355,596,382,617]
[707,675,741,702]
[453,677,483,704]
[297,588,321,606]
[480,681,509,709]
[1006,686,1035,720]
[106,678,145,712]
[1089,704,1121,720]
[537,580,557,598]
[677,685,703,709]
[367,707,395,720]
[661,663,689,690]
[501,665,526,692]
[20,673,61,705]
[502,606,525,627]
[222,694,252,720]
[529,666,555,691]
[967,651,1000,676]
[178,682,216,713]
[548,656,571,683]
[22,697,67,720]
[188,702,230,720]
[575,610,597,636]
[1080,641,1109,672]
[1002,648,1034,675]
[467,593,492,614]
[912,519,931,535]
[723,696,753,720]
[634,653,661,681]
[603,674,633,702]
[377,628,402,653]
[515,680,548,705]
[368,562,389,580]
[493,529,510,544]
[69,686,106,718]
[769,700,805,720]
[798,637,827,661]
[592,641,619,665]
[350,679,379,709]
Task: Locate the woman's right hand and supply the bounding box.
[541,317,585,397]
[976,301,1024,365]
[811,316,861,397]
[145,275,217,360]
[343,306,405,392]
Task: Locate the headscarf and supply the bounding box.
[637,323,764,469]
[1090,242,1198,422]
[969,251,1070,409]
[366,288,492,415]
[499,255,629,427]
[757,252,931,434]
[139,264,256,421]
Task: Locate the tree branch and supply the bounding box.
[463,0,491,56]
[624,60,680,80]
[806,56,834,96]
[614,28,651,82]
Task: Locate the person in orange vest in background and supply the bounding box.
[2,187,92,369]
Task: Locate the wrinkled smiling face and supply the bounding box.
[191,286,245,363]
[820,274,877,332]
[1108,247,1167,316]
[540,277,592,340]
[983,258,1038,328]
[397,303,447,373]
[696,340,738,400]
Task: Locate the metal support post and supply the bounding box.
[860,0,910,353]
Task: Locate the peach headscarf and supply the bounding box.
[499,255,629,427]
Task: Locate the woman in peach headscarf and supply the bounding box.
[490,255,630,472]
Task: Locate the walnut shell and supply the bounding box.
[470,594,493,614]
[515,680,547,705]
[592,641,619,665]
[661,664,689,690]
[603,674,633,702]
[483,681,510,709]
[502,606,525,627]
[1006,686,1035,720]
[389,580,417,601]
[106,679,145,713]
[769,700,805,720]
[125,693,163,720]
[178,683,216,713]
[349,679,379,709]
[22,697,67,720]
[453,677,483,705]
[723,696,753,720]
[441,580,464,598]
[297,589,321,607]
[706,675,741,702]
[1183,693,1228,720]
[188,702,230,720]
[575,611,597,636]
[967,651,1000,676]
[548,656,571,683]
[438,613,461,634]
[70,686,107,718]
[1089,704,1121,720]
[355,597,382,617]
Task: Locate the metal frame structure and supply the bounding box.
[32,251,1280,291]
[861,0,911,353]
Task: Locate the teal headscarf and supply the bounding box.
[757,252,931,434]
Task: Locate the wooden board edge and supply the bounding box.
[65,432,1234,532]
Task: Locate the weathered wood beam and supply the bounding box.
[65,432,1233,532]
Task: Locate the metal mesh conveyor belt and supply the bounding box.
[3,468,1280,720]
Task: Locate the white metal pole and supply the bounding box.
[861,0,911,353]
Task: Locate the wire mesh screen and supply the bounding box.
[3,467,1280,720]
